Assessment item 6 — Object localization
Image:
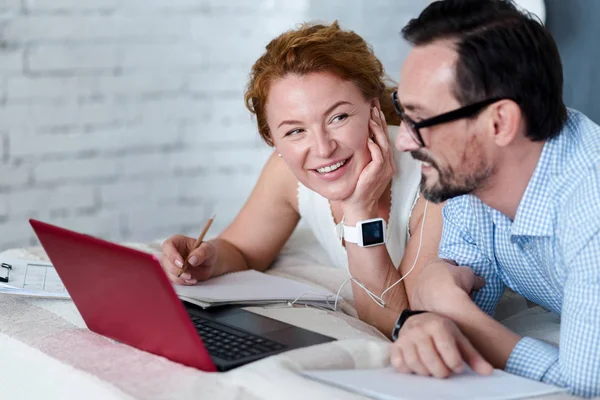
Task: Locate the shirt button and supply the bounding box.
[522,242,532,251]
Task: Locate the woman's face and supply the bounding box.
[265,72,374,201]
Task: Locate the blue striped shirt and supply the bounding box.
[438,109,600,397]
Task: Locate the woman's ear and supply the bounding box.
[369,98,381,140]
[371,97,382,111]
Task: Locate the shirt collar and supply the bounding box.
[473,142,555,236]
[510,143,554,237]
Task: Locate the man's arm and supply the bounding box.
[456,171,600,397]
[422,198,523,368]
[437,229,600,397]
[509,228,600,397]
[436,197,506,315]
[433,289,521,369]
[406,188,600,397]
[391,198,508,376]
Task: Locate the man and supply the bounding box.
[389,0,600,397]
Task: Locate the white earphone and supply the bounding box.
[288,199,429,311]
[333,199,428,310]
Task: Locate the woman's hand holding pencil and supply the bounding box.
[160,214,217,285]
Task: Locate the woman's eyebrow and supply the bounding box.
[322,100,352,116]
[277,100,352,128]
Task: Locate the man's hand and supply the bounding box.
[390,312,493,378]
[411,258,486,313]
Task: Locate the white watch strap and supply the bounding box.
[343,224,360,244]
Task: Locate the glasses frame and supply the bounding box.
[391,91,506,147]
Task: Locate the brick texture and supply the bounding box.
[0,0,430,250]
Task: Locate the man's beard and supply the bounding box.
[411,150,492,204]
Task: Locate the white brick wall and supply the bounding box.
[0,0,430,251]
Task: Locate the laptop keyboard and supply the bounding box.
[189,314,287,362]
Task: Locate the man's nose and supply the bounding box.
[395,124,421,152]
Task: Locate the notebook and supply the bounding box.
[0,252,338,309]
[302,367,567,400]
[174,269,337,309]
[0,256,69,299]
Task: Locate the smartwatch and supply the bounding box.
[342,217,386,247]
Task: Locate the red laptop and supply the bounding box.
[29,219,334,372]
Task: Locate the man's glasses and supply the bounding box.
[391,91,505,147]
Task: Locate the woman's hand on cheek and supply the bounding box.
[341,107,396,223]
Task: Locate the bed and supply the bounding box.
[0,227,574,399]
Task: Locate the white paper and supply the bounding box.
[0,257,69,299]
[302,367,567,400]
[174,269,336,308]
[0,257,337,308]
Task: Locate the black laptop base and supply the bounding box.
[183,302,335,371]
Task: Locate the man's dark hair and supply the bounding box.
[402,0,567,141]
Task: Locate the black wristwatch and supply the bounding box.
[391,309,427,341]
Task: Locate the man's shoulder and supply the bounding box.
[562,108,600,136]
[565,108,600,138]
[556,110,600,218]
[556,109,600,168]
[443,195,492,229]
[564,159,600,207]
[559,163,600,262]
[550,109,600,211]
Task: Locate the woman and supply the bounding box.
[161,22,443,337]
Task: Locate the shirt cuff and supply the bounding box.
[505,337,560,382]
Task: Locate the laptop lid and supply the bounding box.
[29,219,217,372]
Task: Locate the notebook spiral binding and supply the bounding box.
[0,263,12,283]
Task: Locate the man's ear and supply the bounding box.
[490,100,522,148]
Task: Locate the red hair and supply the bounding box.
[245,21,400,146]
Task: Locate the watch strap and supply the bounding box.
[342,224,360,244]
[391,309,427,341]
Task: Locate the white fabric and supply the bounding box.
[0,236,575,400]
[297,125,422,269]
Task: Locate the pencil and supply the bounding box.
[177,213,216,278]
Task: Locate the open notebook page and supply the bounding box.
[302,367,567,400]
[174,269,336,308]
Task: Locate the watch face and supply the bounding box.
[361,220,384,246]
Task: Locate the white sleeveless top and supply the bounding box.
[297,126,422,270]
